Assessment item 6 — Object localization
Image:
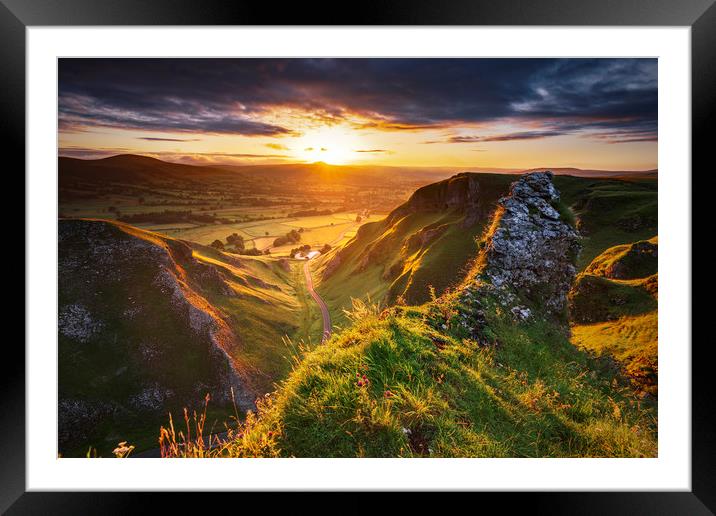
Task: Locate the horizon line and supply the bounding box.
[57,151,658,174]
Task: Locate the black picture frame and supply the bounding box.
[4,0,710,512]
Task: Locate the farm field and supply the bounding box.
[155,211,382,255]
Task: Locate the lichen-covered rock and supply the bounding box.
[510,305,532,322]
[456,172,580,326]
[480,171,581,316]
[58,303,104,342]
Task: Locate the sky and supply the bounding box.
[58,58,657,171]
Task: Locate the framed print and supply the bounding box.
[4,0,712,511]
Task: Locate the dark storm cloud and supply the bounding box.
[447,130,567,143]
[58,58,657,141]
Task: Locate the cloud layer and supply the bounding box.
[59,58,657,143]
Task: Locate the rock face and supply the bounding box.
[389,173,499,228]
[58,219,257,453]
[475,172,581,317]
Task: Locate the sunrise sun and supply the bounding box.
[293,126,359,165]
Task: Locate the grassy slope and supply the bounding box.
[554,176,657,271]
[569,240,658,395]
[571,312,657,392]
[584,236,658,279]
[59,220,317,456]
[314,173,516,328]
[205,296,656,458]
[180,175,657,457]
[191,247,322,384]
[314,211,457,328]
[568,274,657,324]
[315,174,657,332]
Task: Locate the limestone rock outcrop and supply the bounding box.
[481,171,581,316]
[58,219,256,452]
[454,172,580,328]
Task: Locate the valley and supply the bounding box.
[58,156,658,458]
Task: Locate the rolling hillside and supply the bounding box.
[60,154,657,190]
[58,219,320,456]
[313,173,515,326]
[59,154,246,187]
[59,154,452,190]
[314,171,657,328]
[554,175,657,270]
[569,237,658,395]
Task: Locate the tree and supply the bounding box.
[356,215,362,223]
[226,233,245,251]
[274,229,302,248]
[210,239,225,250]
[288,229,301,243]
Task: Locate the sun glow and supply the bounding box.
[292,126,361,165]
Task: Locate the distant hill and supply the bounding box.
[522,167,657,179]
[59,154,247,187]
[59,154,657,189]
[59,154,452,189]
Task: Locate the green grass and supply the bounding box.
[388,219,487,305]
[316,173,658,329]
[568,239,658,396]
[64,172,660,458]
[194,294,656,458]
[568,273,657,324]
[571,313,657,397]
[292,262,324,344]
[554,176,657,270]
[314,211,452,327]
[584,236,658,279]
[179,174,659,458]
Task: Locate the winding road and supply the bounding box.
[303,258,332,342]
